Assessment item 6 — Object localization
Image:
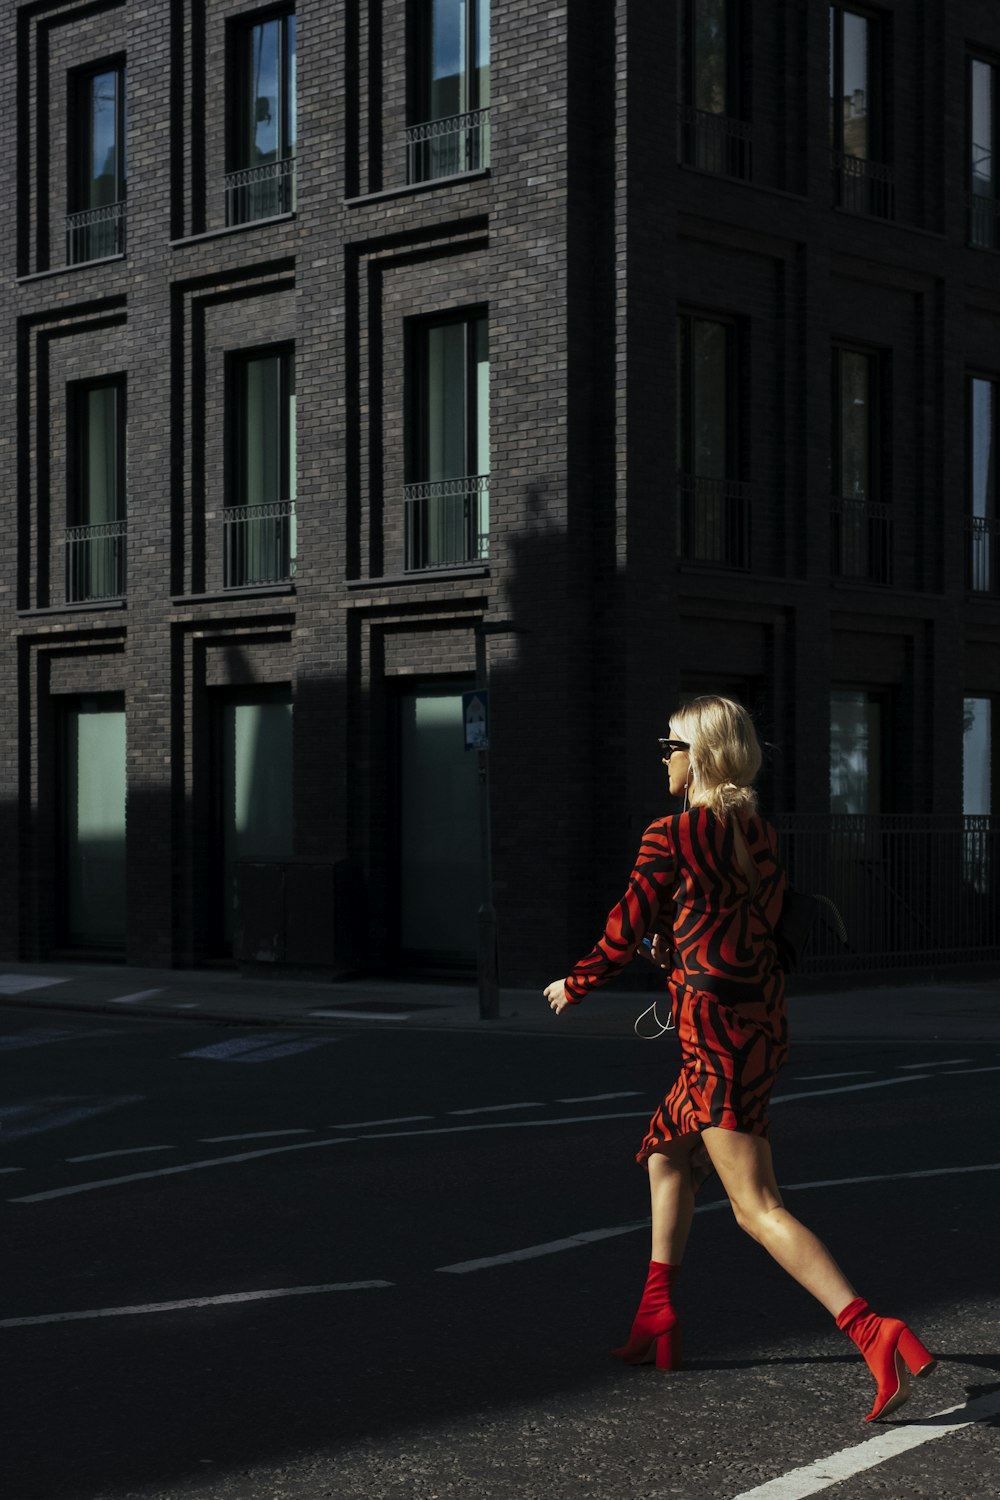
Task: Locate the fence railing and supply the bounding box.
[677,106,753,180]
[223,500,296,588]
[830,495,893,584]
[65,520,126,602]
[404,476,489,571]
[406,108,491,184]
[225,158,296,226]
[676,474,751,569]
[831,151,895,220]
[966,514,998,593]
[966,189,1000,251]
[773,815,1000,974]
[65,201,127,264]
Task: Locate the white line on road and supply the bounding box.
[435,1161,1000,1273]
[201,1129,315,1142]
[448,1101,546,1115]
[728,1387,1000,1500]
[897,1059,971,1069]
[0,1281,394,1330]
[107,990,164,1005]
[794,1072,874,1081]
[0,1096,145,1142]
[0,1167,24,1174]
[0,975,66,994]
[557,1091,644,1103]
[939,1065,1000,1075]
[331,1115,434,1129]
[771,1076,928,1105]
[309,1009,411,1022]
[66,1145,175,1163]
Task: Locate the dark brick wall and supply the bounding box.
[3,1,1000,984]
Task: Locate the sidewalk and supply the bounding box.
[1,959,999,1041]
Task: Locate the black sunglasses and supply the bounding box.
[658,737,690,757]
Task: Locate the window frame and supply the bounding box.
[69,56,127,215]
[676,310,740,482]
[831,344,885,503]
[829,685,891,815]
[828,4,887,163]
[411,0,490,127]
[406,308,489,485]
[677,0,743,120]
[967,370,999,521]
[227,344,297,509]
[967,52,999,199]
[227,7,297,174]
[69,376,127,529]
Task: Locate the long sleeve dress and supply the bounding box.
[563,806,788,1167]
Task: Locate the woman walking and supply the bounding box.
[543,696,934,1422]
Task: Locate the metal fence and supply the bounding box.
[406,108,491,184]
[65,201,127,264]
[966,189,1000,251]
[831,152,895,220]
[224,158,296,226]
[223,501,296,588]
[404,476,489,571]
[65,520,127,602]
[830,496,893,584]
[676,475,751,569]
[773,815,1000,974]
[677,106,753,181]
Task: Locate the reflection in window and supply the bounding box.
[830,689,883,813]
[67,63,126,263]
[61,699,127,947]
[969,376,998,591]
[831,348,891,582]
[963,698,992,816]
[227,349,296,587]
[409,0,490,181]
[228,12,297,223]
[68,380,126,602]
[217,695,293,947]
[969,57,999,249]
[829,8,892,217]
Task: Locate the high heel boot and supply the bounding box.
[611,1260,681,1371]
[836,1296,936,1421]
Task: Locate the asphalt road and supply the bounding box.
[2,1001,999,1500]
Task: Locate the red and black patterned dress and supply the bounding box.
[564,807,788,1167]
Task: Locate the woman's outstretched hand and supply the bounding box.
[544,979,572,1015]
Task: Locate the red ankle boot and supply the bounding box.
[611,1260,681,1371]
[836,1297,935,1421]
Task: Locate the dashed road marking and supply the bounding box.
[939,1065,1000,1075]
[557,1091,644,1103]
[201,1129,314,1143]
[331,1115,434,1129]
[0,975,67,994]
[771,1076,928,1105]
[66,1145,175,1163]
[794,1072,873,1081]
[0,1281,394,1330]
[107,990,164,1005]
[448,1101,545,1115]
[181,1033,339,1063]
[309,1009,411,1022]
[898,1059,971,1069]
[728,1387,1000,1500]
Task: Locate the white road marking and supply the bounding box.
[181,1032,302,1060]
[557,1091,644,1103]
[67,1145,175,1163]
[227,1038,341,1062]
[0,1096,145,1143]
[771,1076,928,1105]
[172,1002,201,1009]
[0,1167,25,1175]
[0,1027,90,1052]
[201,1129,314,1143]
[448,1101,545,1115]
[9,1137,353,1203]
[0,975,66,994]
[939,1065,1000,1075]
[107,989,164,1005]
[435,1162,1000,1273]
[898,1059,971,1069]
[728,1388,1000,1500]
[0,1281,394,1330]
[308,1009,411,1022]
[794,1072,873,1081]
[331,1115,434,1129]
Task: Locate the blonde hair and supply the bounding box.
[670,696,762,816]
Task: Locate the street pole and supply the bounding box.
[474,624,499,1020]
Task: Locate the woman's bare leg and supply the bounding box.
[701,1126,857,1316]
[647,1137,698,1264]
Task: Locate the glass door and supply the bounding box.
[60,697,127,948]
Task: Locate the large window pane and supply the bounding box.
[963,697,992,816]
[838,350,871,498]
[82,68,123,208]
[228,351,295,586]
[971,59,994,196]
[971,378,995,520]
[830,689,883,814]
[219,697,293,946]
[62,702,127,947]
[80,384,122,525]
[425,323,469,481]
[408,315,489,568]
[230,13,296,221]
[693,0,728,114]
[840,11,870,158]
[411,1,490,180]
[691,319,729,479]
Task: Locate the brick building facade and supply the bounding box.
[3,1,999,985]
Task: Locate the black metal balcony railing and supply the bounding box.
[676,474,751,570]
[224,158,297,227]
[677,106,753,181]
[223,500,296,589]
[831,151,895,220]
[404,476,489,572]
[966,189,1000,251]
[966,513,999,593]
[66,519,127,602]
[65,201,126,264]
[406,108,491,184]
[773,815,1000,974]
[830,495,893,584]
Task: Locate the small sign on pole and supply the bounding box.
[462,689,489,751]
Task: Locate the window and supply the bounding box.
[676,313,749,568]
[830,689,885,813]
[406,314,489,570]
[676,0,751,180]
[59,697,127,948]
[829,7,893,218]
[830,346,891,582]
[969,56,999,249]
[968,375,998,593]
[408,0,490,182]
[227,349,296,588]
[67,62,126,264]
[67,379,126,602]
[963,696,994,892]
[227,11,297,224]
